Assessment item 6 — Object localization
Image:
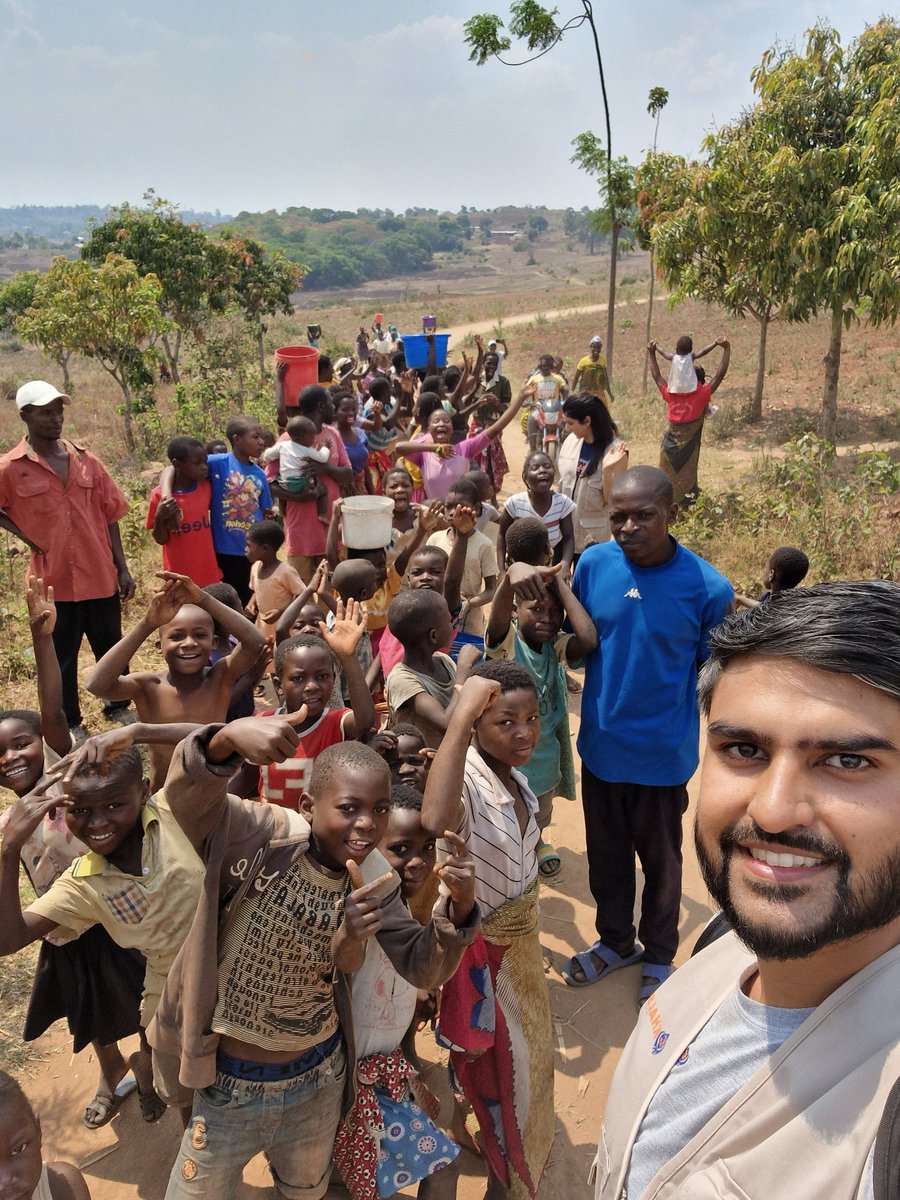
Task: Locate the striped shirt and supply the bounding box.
[504,490,575,548]
[441,746,539,917]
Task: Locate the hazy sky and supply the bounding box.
[0,0,885,216]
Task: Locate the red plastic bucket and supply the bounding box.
[275,345,319,406]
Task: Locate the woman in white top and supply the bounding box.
[556,393,628,568]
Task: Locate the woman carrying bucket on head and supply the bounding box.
[393,379,536,503]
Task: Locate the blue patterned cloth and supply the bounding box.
[375,1089,459,1197]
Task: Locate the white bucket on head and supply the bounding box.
[340,495,395,550]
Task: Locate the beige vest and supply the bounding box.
[594,933,900,1199]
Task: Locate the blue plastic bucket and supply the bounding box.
[401,333,450,369]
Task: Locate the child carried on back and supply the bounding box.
[262,414,331,525]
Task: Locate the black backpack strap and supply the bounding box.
[691,911,733,957]
[874,1076,900,1200]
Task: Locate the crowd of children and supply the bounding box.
[0,320,814,1200]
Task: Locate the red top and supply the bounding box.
[660,383,712,424]
[0,438,129,602]
[146,482,221,587]
[257,707,351,810]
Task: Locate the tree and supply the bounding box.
[81,192,236,384]
[4,269,77,391]
[571,133,636,376]
[746,20,900,443]
[641,87,668,394]
[219,233,303,374]
[464,2,621,369]
[17,255,171,452]
[638,136,791,422]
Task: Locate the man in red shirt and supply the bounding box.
[647,337,730,505]
[0,381,136,736]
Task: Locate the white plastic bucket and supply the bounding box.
[341,495,395,550]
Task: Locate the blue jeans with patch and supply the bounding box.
[164,1043,346,1199]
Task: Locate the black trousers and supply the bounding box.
[581,765,689,965]
[52,594,124,728]
[216,552,252,607]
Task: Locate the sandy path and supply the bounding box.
[25,424,715,1200]
[444,296,650,346]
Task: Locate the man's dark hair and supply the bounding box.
[391,351,406,373]
[274,633,335,678]
[167,435,204,462]
[317,355,333,377]
[443,366,462,390]
[505,517,550,566]
[698,580,900,715]
[610,465,674,506]
[422,374,443,395]
[247,519,285,551]
[769,546,810,590]
[470,658,537,697]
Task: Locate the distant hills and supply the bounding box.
[0,205,231,244]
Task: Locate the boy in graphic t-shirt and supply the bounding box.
[146,437,221,588]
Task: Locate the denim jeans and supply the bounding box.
[164,1044,346,1199]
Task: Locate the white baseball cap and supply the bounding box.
[590,335,603,346]
[15,380,71,411]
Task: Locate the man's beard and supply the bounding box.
[694,817,900,961]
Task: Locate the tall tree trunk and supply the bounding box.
[58,351,71,394]
[606,219,619,380]
[256,322,265,376]
[589,230,595,256]
[161,332,181,385]
[750,310,770,423]
[118,377,136,454]
[641,249,656,395]
[822,306,842,447]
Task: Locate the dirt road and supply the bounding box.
[24,420,715,1200]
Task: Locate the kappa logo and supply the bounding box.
[624,587,642,600]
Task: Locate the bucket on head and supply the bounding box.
[275,346,319,406]
[341,496,395,550]
[402,334,450,370]
[374,313,384,325]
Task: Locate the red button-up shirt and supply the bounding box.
[0,438,129,602]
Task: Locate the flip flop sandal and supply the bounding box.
[82,1073,136,1130]
[638,962,675,1006]
[137,1087,167,1124]
[562,940,644,988]
[537,841,562,878]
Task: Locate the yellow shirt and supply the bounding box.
[27,795,204,1023]
[576,354,611,397]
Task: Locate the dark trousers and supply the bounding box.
[216,552,252,607]
[52,594,124,728]
[581,766,689,965]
